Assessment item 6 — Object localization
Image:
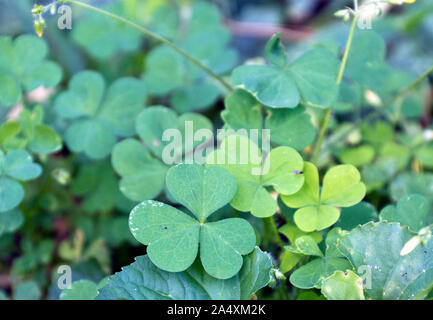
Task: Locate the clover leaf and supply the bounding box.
[335,201,378,231]
[289,228,352,289]
[206,134,305,218]
[278,223,323,273]
[112,106,213,202]
[390,172,433,207]
[0,35,62,107]
[338,221,433,300]
[222,89,316,150]
[129,164,256,279]
[0,105,62,154]
[281,162,366,232]
[54,71,146,159]
[71,3,141,60]
[346,31,389,89]
[60,279,107,300]
[71,161,133,214]
[0,149,42,212]
[380,194,429,232]
[232,33,339,109]
[143,2,237,112]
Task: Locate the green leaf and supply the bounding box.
[112,139,168,201]
[321,270,365,300]
[289,230,351,289]
[166,164,237,222]
[98,248,271,300]
[380,194,429,232]
[335,201,378,231]
[282,162,366,232]
[222,89,316,150]
[286,235,323,257]
[207,135,304,217]
[129,164,256,279]
[136,106,213,160]
[60,280,102,300]
[415,145,433,169]
[71,3,141,59]
[289,257,352,289]
[264,33,287,68]
[265,107,316,150]
[338,221,433,300]
[13,281,41,300]
[55,71,145,159]
[0,177,24,213]
[0,121,20,145]
[238,247,273,299]
[0,209,23,236]
[390,173,433,206]
[70,161,121,214]
[0,35,62,107]
[337,145,375,167]
[3,149,42,181]
[232,48,339,108]
[346,31,388,89]
[321,164,366,207]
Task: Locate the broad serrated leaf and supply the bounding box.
[232,48,339,108]
[97,247,271,300]
[338,221,433,300]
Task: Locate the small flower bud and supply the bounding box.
[400,235,421,256]
[50,4,57,15]
[335,9,349,18]
[34,18,46,38]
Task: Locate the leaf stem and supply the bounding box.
[265,216,285,251]
[312,14,358,165]
[325,63,433,148]
[45,0,234,91]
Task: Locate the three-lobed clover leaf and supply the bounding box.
[71,3,141,60]
[129,164,256,279]
[206,134,305,218]
[231,33,339,109]
[281,162,366,232]
[112,106,213,202]
[143,2,238,113]
[54,71,146,159]
[0,35,62,107]
[0,149,42,212]
[289,228,352,289]
[222,89,316,151]
[0,105,62,154]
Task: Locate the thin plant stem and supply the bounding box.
[45,0,234,91]
[265,216,285,251]
[325,64,433,148]
[312,13,358,165]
